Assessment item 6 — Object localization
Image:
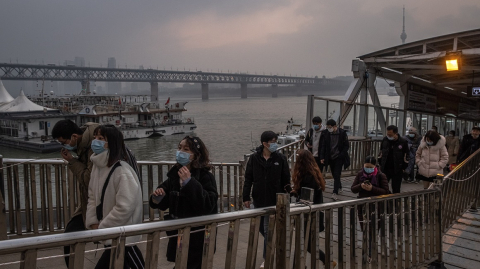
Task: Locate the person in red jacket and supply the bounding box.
[351,156,390,263]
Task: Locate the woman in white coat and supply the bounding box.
[85,125,145,269]
[415,131,449,189]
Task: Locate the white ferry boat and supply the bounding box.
[277,118,306,146]
[0,80,196,152]
[30,93,197,140]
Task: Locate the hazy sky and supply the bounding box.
[1,0,479,77]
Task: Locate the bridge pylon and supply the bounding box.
[201,83,209,100]
[240,83,247,99]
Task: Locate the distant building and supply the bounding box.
[107,57,122,93]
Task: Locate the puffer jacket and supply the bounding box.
[86,151,143,245]
[415,136,449,178]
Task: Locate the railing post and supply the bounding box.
[0,155,6,240]
[275,193,290,269]
[469,167,480,212]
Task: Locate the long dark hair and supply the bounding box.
[424,130,441,145]
[180,136,211,170]
[292,149,325,192]
[94,125,128,167]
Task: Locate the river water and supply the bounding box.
[0,95,400,163]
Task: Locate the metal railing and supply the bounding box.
[3,143,480,268]
[439,147,480,232]
[0,189,442,269]
[0,140,304,238]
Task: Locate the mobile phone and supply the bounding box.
[363,180,371,185]
[151,194,164,204]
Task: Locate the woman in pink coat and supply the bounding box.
[415,131,449,189]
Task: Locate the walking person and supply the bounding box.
[351,156,390,263]
[85,125,145,268]
[291,149,337,268]
[403,127,422,183]
[378,125,409,193]
[242,131,291,268]
[445,130,460,170]
[304,116,326,171]
[415,131,449,189]
[319,119,350,201]
[457,126,480,164]
[52,120,98,267]
[149,136,218,269]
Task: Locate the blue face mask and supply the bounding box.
[64,144,77,151]
[313,125,320,130]
[91,139,107,154]
[408,133,415,138]
[426,141,434,146]
[176,150,191,166]
[364,167,375,174]
[268,142,278,153]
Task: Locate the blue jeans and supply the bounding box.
[259,215,270,259]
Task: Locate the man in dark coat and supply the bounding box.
[149,166,218,269]
[457,126,480,163]
[319,119,350,201]
[242,131,291,267]
[378,125,409,193]
[304,116,326,171]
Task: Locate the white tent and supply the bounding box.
[0,80,14,104]
[0,90,55,112]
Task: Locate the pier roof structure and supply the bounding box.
[357,28,480,95]
[0,90,55,112]
[0,80,14,104]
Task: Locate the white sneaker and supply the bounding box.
[260,261,265,268]
[332,193,338,201]
[339,188,343,194]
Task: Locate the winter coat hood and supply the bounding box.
[418,135,446,150]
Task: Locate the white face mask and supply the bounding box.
[327,127,334,133]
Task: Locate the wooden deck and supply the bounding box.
[0,176,476,268]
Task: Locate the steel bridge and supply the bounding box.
[0,63,324,100]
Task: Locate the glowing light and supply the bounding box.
[446,59,459,71]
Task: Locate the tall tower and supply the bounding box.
[400,6,407,44]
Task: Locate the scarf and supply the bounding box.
[359,167,379,186]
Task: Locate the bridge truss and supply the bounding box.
[0,63,319,85]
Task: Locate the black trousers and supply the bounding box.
[385,172,403,194]
[95,245,145,269]
[63,214,86,268]
[314,157,325,173]
[329,158,343,194]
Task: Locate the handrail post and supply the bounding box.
[429,174,445,269]
[469,162,480,212]
[275,193,290,269]
[0,155,7,240]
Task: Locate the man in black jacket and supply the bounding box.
[319,119,350,201]
[457,126,480,163]
[243,131,291,266]
[304,116,326,171]
[379,125,409,193]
